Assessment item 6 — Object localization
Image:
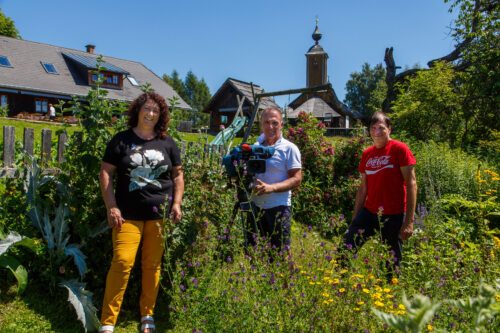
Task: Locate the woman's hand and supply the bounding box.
[170,203,182,224]
[107,207,125,230]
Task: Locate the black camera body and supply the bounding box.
[222,143,275,211]
[222,143,275,177]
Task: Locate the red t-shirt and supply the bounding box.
[358,139,416,215]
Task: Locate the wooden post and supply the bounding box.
[23,128,35,157]
[180,141,187,156]
[57,132,67,164]
[3,126,15,167]
[41,129,52,165]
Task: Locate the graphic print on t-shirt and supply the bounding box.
[365,155,394,175]
[128,147,169,191]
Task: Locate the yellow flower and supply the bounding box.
[300,270,308,275]
[368,274,375,280]
[493,237,500,249]
[385,294,394,299]
[391,277,399,285]
[330,278,340,285]
[357,301,365,305]
[374,301,385,307]
[427,323,433,331]
[353,307,361,311]
[383,288,391,293]
[351,274,364,279]
[398,304,406,310]
[371,292,382,300]
[309,282,315,285]
[340,269,348,275]
[495,293,500,302]
[322,292,330,298]
[396,310,406,315]
[339,288,345,293]
[362,288,370,294]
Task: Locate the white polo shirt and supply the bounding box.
[251,134,302,209]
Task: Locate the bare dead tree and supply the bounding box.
[381,0,491,113]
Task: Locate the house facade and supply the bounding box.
[0,36,190,117]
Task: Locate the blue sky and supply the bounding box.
[1,0,457,108]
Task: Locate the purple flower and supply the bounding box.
[179,284,186,292]
[191,278,199,287]
[226,256,232,263]
[346,243,353,250]
[152,206,158,213]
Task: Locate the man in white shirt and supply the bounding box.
[247,107,302,252]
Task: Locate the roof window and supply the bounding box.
[41,62,59,74]
[127,76,140,86]
[0,55,12,67]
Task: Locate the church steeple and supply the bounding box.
[306,18,329,87]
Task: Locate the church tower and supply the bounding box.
[306,20,329,87]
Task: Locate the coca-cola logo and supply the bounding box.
[366,156,391,169]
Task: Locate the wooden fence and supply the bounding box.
[0,125,227,178]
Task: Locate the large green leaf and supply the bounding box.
[59,279,100,332]
[0,232,23,255]
[0,254,28,294]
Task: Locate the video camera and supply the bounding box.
[222,143,275,177]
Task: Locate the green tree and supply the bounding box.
[163,70,212,126]
[392,62,464,146]
[163,70,186,101]
[344,63,386,119]
[0,9,21,38]
[445,0,500,145]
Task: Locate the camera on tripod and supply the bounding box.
[222,143,275,177]
[222,143,275,212]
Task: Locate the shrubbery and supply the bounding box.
[1,102,499,331]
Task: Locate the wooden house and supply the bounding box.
[202,78,280,133]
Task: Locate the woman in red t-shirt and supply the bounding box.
[344,111,417,273]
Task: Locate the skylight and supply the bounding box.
[0,55,12,67]
[127,76,139,86]
[41,62,59,74]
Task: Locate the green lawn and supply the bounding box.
[0,118,222,148]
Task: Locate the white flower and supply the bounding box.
[144,149,164,166]
[130,153,143,166]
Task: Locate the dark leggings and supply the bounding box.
[344,207,403,267]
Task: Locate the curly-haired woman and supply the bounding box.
[98,92,184,333]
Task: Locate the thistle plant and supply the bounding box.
[373,293,441,333]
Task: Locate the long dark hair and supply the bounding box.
[127,92,169,138]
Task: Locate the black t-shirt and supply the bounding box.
[103,129,182,220]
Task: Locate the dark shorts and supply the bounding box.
[245,204,291,251]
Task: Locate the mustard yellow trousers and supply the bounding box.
[101,219,165,326]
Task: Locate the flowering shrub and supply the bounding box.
[286,112,366,235]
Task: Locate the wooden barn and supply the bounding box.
[202,78,280,133]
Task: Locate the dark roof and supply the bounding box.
[288,87,363,120]
[306,44,328,55]
[203,77,280,113]
[62,52,129,75]
[287,97,341,119]
[0,36,191,109]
